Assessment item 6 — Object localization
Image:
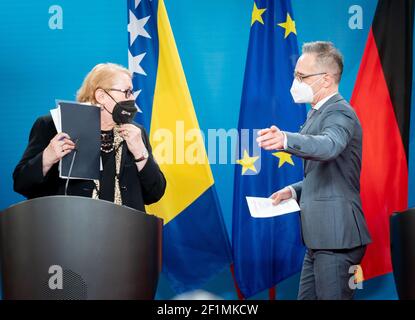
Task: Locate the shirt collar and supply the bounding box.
[313,92,338,110]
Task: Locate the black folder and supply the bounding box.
[58,101,101,180]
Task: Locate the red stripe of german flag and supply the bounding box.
[351,0,413,280]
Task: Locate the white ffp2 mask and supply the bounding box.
[290,75,324,104]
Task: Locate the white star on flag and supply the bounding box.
[133,89,142,100]
[135,0,142,8]
[127,10,151,46]
[128,50,147,76]
[133,89,143,113]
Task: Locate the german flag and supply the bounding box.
[351,0,414,280]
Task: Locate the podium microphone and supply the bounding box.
[64,139,79,196]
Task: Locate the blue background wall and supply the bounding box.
[0,0,412,299]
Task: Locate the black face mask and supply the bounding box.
[112,100,137,124]
[103,91,137,124]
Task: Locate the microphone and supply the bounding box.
[64,138,79,196]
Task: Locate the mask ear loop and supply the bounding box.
[104,90,119,104]
[309,73,327,87]
[100,89,119,115]
[310,74,327,96]
[101,104,113,115]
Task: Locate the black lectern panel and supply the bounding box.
[390,208,415,300]
[0,196,163,300]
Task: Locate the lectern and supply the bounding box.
[390,208,415,300]
[0,196,163,300]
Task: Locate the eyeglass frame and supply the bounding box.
[293,72,327,83]
[103,88,134,99]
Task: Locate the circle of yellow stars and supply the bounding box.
[238,2,298,175]
[236,150,260,175]
[237,149,295,175]
[251,2,297,38]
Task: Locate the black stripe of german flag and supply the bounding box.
[350,0,412,280]
[372,0,414,155]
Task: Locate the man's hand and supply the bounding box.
[256,125,285,150]
[270,187,292,206]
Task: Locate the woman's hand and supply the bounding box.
[42,132,75,176]
[118,124,148,170]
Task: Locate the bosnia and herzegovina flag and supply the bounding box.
[232,0,306,298]
[351,0,414,280]
[127,0,232,293]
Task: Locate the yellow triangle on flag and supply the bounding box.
[145,0,214,224]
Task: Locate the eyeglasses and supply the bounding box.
[294,72,327,83]
[104,88,134,99]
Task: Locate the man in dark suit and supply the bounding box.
[257,41,371,300]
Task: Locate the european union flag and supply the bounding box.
[232,0,307,298]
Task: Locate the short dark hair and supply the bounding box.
[302,41,344,84]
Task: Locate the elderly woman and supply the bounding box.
[13,63,166,212]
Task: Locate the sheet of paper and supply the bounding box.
[246,196,300,218]
[50,106,63,173]
[50,106,62,133]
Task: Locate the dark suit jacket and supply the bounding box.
[285,94,372,250]
[13,115,166,213]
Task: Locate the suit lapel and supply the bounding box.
[301,94,344,134]
[300,109,317,133]
[301,94,344,175]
